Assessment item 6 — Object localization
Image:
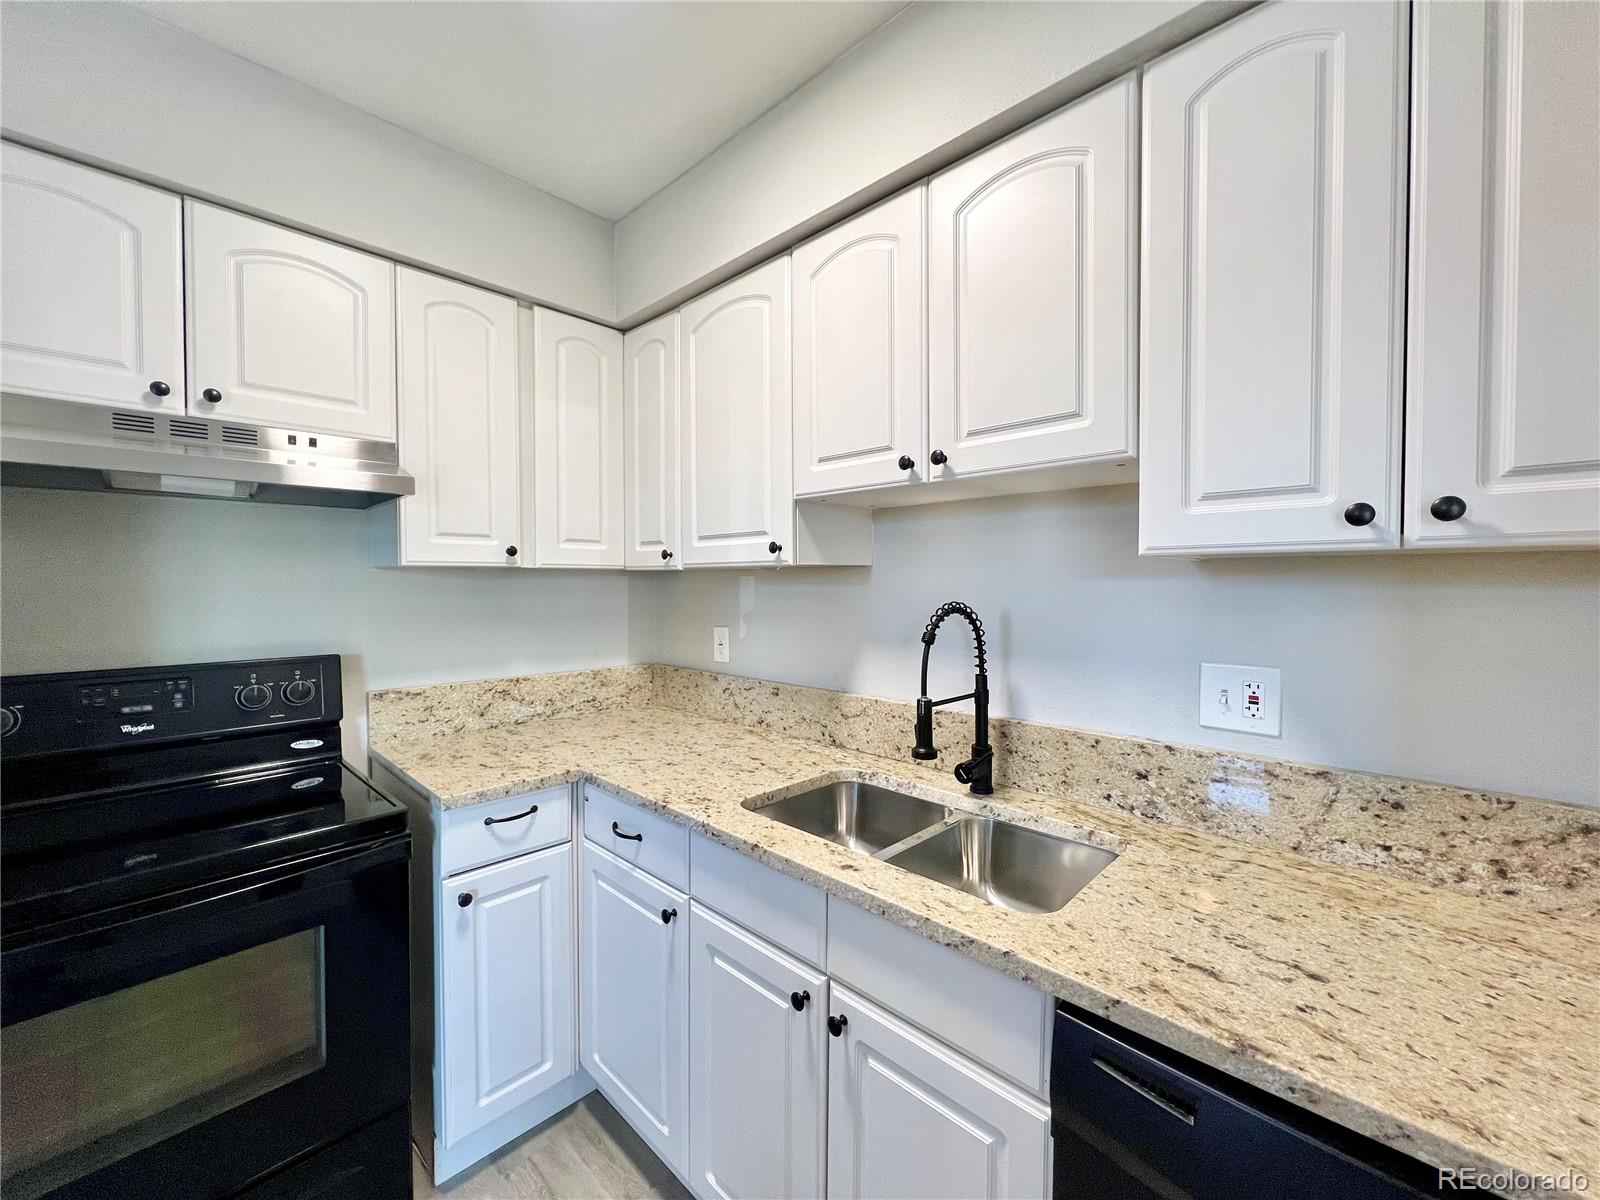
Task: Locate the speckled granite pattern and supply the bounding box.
[369,706,1598,1200]
[368,665,649,739]
[650,666,1600,919]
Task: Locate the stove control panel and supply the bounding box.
[0,656,342,759]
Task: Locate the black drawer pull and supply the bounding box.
[612,821,643,842]
[484,804,538,827]
[1092,1056,1196,1125]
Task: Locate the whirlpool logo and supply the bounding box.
[119,722,156,735]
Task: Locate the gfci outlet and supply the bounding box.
[712,627,730,664]
[1199,664,1281,736]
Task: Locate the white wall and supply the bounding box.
[0,488,632,757]
[613,0,1248,323]
[0,1,615,321]
[633,487,1600,807]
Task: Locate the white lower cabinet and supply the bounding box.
[441,842,575,1146]
[580,839,691,1176]
[826,983,1052,1200]
[688,901,827,1200]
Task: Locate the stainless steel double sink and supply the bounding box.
[746,779,1116,914]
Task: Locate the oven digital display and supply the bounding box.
[77,678,191,718]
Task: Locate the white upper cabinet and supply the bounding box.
[1405,0,1600,549]
[826,983,1051,1200]
[440,843,575,1150]
[688,902,827,1200]
[186,201,396,439]
[531,308,625,568]
[624,313,682,569]
[392,268,521,566]
[928,75,1138,482]
[1139,2,1408,555]
[679,259,795,566]
[793,188,926,497]
[1,144,184,413]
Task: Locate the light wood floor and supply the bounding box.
[412,1094,692,1200]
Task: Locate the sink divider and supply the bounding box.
[871,815,963,862]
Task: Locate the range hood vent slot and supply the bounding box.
[169,418,209,441]
[220,426,260,447]
[109,412,157,438]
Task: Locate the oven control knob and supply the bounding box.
[237,683,273,711]
[0,706,19,737]
[281,679,317,707]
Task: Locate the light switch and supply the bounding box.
[1200,663,1280,736]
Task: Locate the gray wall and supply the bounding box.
[0,1,616,320]
[0,488,632,756]
[633,486,1600,806]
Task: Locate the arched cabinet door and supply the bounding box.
[927,75,1138,482]
[793,186,925,497]
[624,312,682,569]
[1138,2,1408,555]
[185,200,396,439]
[532,308,624,568]
[1,143,184,413]
[1404,0,1600,549]
[394,267,520,566]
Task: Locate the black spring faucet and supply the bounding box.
[912,601,993,795]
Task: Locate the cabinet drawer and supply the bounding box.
[827,897,1051,1097]
[441,785,572,877]
[690,833,826,968]
[582,783,689,892]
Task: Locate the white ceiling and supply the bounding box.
[132,0,906,221]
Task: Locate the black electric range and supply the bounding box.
[0,655,411,1200]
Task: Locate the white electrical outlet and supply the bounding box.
[712,627,730,664]
[1199,664,1281,736]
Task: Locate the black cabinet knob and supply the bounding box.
[1430,495,1468,522]
[768,541,782,555]
[827,1014,848,1037]
[660,907,677,924]
[1343,502,1377,527]
[790,990,810,1012]
[201,388,222,404]
[930,449,948,466]
[661,549,673,561]
[898,454,915,471]
[457,892,473,908]
[505,546,518,558]
[148,380,171,397]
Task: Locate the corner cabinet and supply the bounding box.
[927,75,1139,485]
[529,308,625,568]
[579,840,690,1176]
[185,201,397,439]
[1404,0,1600,549]
[1138,1,1409,555]
[0,142,185,412]
[792,187,926,498]
[624,313,683,569]
[382,267,521,566]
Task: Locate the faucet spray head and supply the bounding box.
[911,697,938,760]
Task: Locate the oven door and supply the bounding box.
[1,836,409,1200]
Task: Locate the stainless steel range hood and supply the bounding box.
[0,395,414,509]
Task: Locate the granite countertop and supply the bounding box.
[370,706,1599,1199]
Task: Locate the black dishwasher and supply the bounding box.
[1051,1003,1463,1199]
